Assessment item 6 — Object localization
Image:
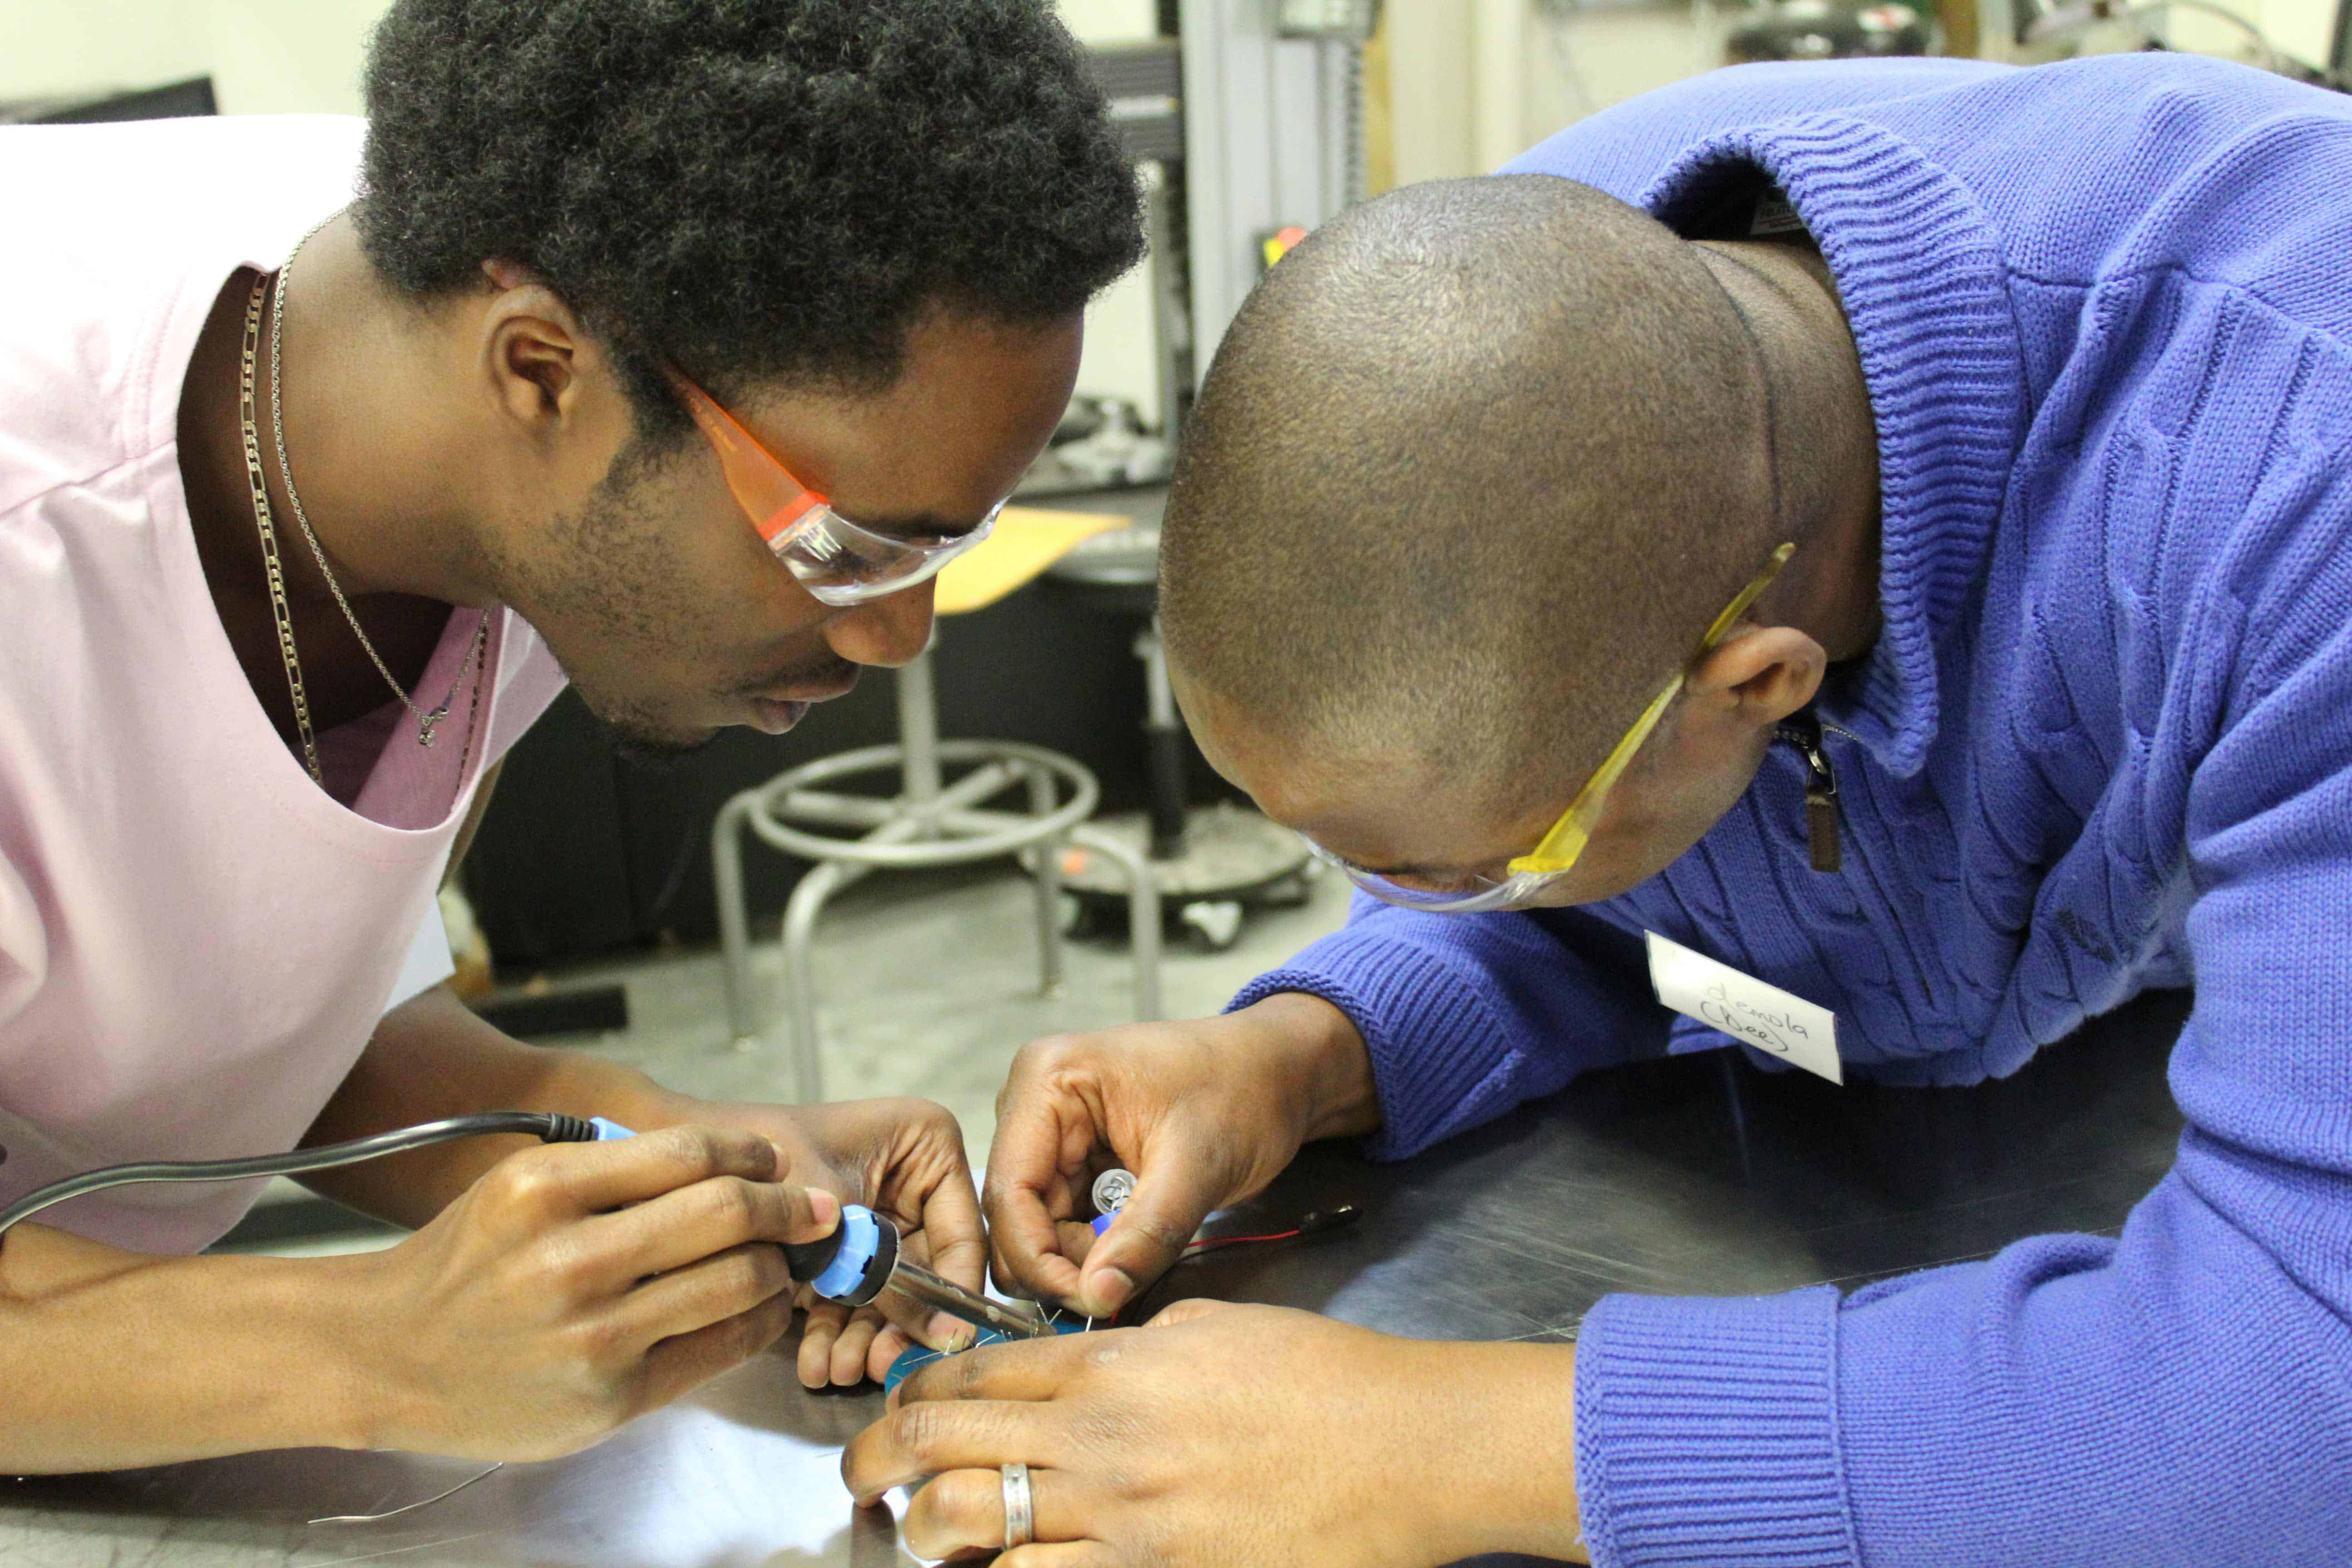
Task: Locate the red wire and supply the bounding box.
[1183,1228,1303,1253]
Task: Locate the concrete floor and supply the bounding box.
[217,854,1352,1254]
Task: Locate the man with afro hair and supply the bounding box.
[0,0,1139,1467]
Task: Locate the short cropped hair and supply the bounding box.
[357,0,1144,423]
[1160,176,1785,813]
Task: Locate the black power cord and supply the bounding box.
[0,1112,600,1240]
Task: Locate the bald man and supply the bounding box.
[843,52,2352,1568]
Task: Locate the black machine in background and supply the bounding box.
[0,76,217,124]
[1018,39,1190,498]
[1726,0,1934,60]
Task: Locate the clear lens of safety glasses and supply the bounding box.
[778,501,1003,606]
[1304,839,1562,915]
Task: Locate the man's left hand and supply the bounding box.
[841,1299,1587,1566]
[657,1094,983,1388]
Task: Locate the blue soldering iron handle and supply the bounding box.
[784,1204,898,1306]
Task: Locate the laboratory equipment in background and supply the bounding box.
[1028,3,1377,497]
[1045,516,1317,954]
[1023,394,1176,494]
[1015,0,1364,948]
[1180,0,1375,385]
[1725,0,1935,60]
[1984,0,2348,83]
[1025,41,1188,496]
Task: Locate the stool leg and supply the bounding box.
[1136,619,1190,860]
[712,789,763,1046]
[1069,824,1161,1021]
[1027,764,1065,995]
[781,859,851,1104]
[896,647,943,835]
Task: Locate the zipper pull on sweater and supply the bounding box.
[1776,713,1842,873]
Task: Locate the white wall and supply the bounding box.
[1385,0,1720,181]
[1,0,206,107]
[205,0,393,114]
[8,0,2346,130]
[0,0,1173,425]
[2163,0,2339,69]
[1387,0,1477,182]
[15,0,2340,427]
[0,0,391,113]
[1059,0,1160,40]
[1389,0,2344,185]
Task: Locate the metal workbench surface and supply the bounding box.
[0,991,2188,1566]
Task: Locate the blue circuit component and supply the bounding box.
[884,1312,1091,1394]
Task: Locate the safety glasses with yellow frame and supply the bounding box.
[1313,542,1798,914]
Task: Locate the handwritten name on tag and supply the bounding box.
[1645,932,1842,1085]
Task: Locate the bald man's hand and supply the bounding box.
[983,994,1381,1317]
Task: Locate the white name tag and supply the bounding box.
[1646,932,1842,1085]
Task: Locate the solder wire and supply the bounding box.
[0,1112,598,1239]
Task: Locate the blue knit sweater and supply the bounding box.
[1231,54,2352,1567]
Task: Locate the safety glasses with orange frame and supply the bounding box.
[669,369,1004,606]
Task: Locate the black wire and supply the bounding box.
[0,1112,597,1239]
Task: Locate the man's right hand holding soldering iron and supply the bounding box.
[0,995,986,1474]
[328,1122,858,1461]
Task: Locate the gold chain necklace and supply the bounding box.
[237,272,324,784]
[270,216,490,753]
[236,252,490,789]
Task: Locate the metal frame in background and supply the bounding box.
[1180,0,1370,385]
[1091,41,1194,433]
[710,648,1163,1102]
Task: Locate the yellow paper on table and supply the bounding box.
[932,507,1128,616]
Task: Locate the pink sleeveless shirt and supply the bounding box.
[0,116,569,1251]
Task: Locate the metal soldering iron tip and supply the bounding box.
[884,1260,1059,1340]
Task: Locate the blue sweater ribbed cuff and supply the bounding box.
[1227,928,1528,1161]
[1577,1286,1858,1568]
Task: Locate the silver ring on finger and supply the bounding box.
[1001,1461,1035,1548]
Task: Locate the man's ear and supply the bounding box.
[475,259,604,431]
[1686,623,1827,729]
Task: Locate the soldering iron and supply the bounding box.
[0,1112,1056,1340]
[778,1195,1055,1340]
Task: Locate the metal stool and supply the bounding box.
[1044,496,1314,950]
[713,642,1163,1104]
